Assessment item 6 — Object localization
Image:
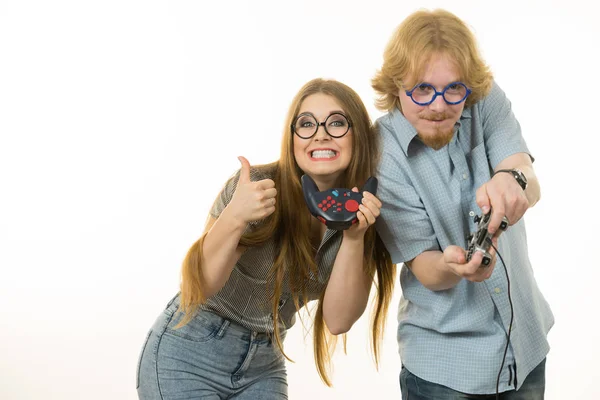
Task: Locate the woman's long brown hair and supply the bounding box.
[178,78,395,386]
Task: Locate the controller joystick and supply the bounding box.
[301,174,378,230]
[466,210,509,267]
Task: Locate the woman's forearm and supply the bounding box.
[199,208,247,298]
[322,237,373,335]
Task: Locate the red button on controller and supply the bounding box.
[344,199,359,212]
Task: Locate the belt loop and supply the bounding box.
[165,293,180,311]
[216,319,230,338]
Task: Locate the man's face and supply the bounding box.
[398,53,466,150]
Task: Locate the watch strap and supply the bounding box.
[493,169,527,190]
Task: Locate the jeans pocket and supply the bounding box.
[165,311,221,343]
[136,329,153,389]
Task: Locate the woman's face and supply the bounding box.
[293,93,353,189]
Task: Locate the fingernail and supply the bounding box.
[482,206,489,213]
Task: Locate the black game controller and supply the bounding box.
[301,174,378,230]
[466,211,509,267]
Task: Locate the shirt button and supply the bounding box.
[462,173,468,180]
[494,288,501,294]
[469,211,475,217]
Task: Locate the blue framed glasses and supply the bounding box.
[405,82,472,106]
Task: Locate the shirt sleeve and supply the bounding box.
[375,122,440,265]
[209,171,240,219]
[479,81,533,168]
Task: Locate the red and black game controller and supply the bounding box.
[301,174,378,230]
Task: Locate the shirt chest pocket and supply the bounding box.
[467,142,492,187]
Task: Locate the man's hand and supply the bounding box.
[443,238,499,282]
[476,172,529,235]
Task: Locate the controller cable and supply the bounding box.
[488,238,514,400]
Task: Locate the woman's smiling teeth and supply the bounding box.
[310,149,337,159]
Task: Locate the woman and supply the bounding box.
[137,78,396,399]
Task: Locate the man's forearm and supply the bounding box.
[409,250,462,291]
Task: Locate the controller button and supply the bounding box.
[318,204,323,208]
[318,216,326,224]
[332,190,339,197]
[344,199,359,212]
[337,207,341,212]
[352,218,358,224]
[322,200,327,204]
[327,196,332,200]
[337,202,342,206]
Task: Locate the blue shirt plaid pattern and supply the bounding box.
[375,81,554,394]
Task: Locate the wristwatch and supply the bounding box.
[493,168,528,190]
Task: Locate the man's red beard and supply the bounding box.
[417,112,455,150]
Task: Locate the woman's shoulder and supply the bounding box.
[248,161,278,181]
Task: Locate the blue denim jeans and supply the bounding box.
[399,359,546,400]
[137,295,288,399]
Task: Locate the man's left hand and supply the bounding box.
[476,172,529,235]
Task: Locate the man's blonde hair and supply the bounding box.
[372,9,493,112]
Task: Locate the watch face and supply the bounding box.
[513,169,527,189]
[494,169,527,190]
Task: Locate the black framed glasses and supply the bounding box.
[292,112,352,139]
[405,81,472,106]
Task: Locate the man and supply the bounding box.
[372,9,553,399]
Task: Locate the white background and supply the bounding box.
[1,0,598,399]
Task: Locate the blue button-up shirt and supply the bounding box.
[375,81,554,394]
